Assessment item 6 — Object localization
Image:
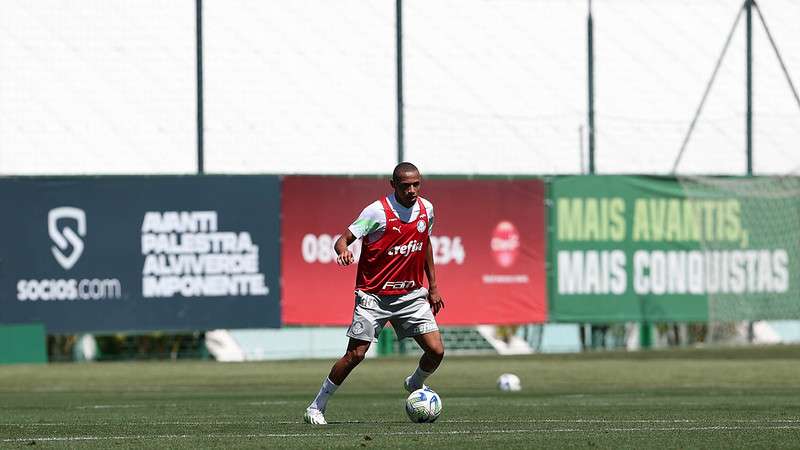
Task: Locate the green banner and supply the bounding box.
[549,176,799,323]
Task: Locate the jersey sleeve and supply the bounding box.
[348,201,385,239]
[423,199,435,236]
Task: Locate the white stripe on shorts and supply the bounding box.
[398,299,432,329]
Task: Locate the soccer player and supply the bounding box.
[303,162,445,425]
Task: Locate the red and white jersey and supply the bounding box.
[355,196,430,295]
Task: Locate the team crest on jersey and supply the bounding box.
[416,220,426,233]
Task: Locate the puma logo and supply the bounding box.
[392,226,401,233]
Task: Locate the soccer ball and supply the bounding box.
[497,373,522,391]
[405,387,442,423]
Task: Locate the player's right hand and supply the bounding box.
[336,250,355,266]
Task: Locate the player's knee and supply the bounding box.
[427,344,444,362]
[345,347,367,366]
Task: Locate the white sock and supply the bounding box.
[408,366,433,389]
[309,378,338,412]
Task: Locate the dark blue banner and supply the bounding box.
[0,176,281,333]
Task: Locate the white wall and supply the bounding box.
[404,0,586,174]
[0,0,196,174]
[203,0,396,174]
[593,0,800,175]
[1,1,799,175]
[750,0,800,175]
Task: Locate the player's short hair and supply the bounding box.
[392,162,419,181]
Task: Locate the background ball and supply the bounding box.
[497,373,522,391]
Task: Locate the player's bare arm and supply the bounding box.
[334,229,357,266]
[425,236,444,315]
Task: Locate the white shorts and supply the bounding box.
[346,287,439,342]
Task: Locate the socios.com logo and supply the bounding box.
[16,206,122,302]
[48,207,86,270]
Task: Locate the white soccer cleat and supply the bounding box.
[303,407,327,425]
[404,376,429,393]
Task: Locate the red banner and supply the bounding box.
[281,176,547,325]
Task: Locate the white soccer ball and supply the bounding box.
[405,387,442,423]
[497,373,522,391]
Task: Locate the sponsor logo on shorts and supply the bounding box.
[410,323,437,335]
[382,280,416,290]
[357,295,377,309]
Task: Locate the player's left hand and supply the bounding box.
[428,288,444,316]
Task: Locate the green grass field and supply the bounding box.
[2,346,800,448]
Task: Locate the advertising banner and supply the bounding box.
[282,176,547,325]
[0,176,281,333]
[550,176,799,322]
